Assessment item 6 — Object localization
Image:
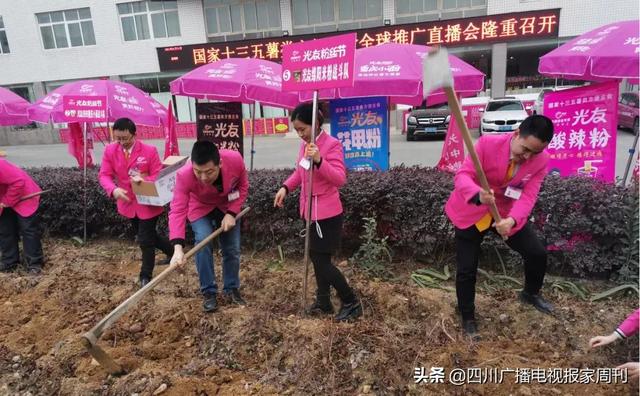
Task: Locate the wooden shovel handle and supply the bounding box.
[82,206,251,344]
[444,87,502,223]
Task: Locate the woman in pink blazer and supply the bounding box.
[0,158,44,273]
[274,103,361,322]
[98,118,173,287]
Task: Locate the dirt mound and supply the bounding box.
[0,239,637,395]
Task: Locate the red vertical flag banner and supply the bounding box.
[67,122,95,169]
[164,100,180,159]
[437,113,465,173]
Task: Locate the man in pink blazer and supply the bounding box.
[98,118,174,288]
[445,115,555,338]
[0,158,44,273]
[169,141,248,313]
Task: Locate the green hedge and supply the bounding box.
[28,166,638,279]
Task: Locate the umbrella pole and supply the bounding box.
[83,122,87,243]
[171,94,179,122]
[621,130,639,186]
[250,102,256,171]
[301,90,319,316]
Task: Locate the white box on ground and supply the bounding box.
[131,155,188,206]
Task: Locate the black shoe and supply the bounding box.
[462,319,481,340]
[139,276,151,288]
[0,262,17,272]
[156,257,170,266]
[519,291,554,314]
[335,300,362,322]
[27,266,42,275]
[226,288,246,306]
[306,297,334,315]
[203,294,218,312]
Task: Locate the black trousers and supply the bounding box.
[309,214,355,304]
[131,216,174,279]
[0,208,44,269]
[455,222,547,320]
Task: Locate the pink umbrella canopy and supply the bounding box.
[28,80,167,126]
[170,58,300,109]
[0,87,30,126]
[538,20,640,82]
[300,43,485,106]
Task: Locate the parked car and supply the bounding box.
[406,102,450,141]
[531,86,576,115]
[479,97,528,135]
[618,92,639,135]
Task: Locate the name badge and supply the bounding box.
[505,186,523,200]
[299,157,311,170]
[228,190,240,201]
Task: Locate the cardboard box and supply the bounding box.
[131,155,188,206]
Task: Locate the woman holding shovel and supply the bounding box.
[273,103,361,322]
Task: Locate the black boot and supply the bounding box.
[306,293,334,315]
[519,290,554,314]
[203,293,218,312]
[335,298,362,322]
[462,318,480,340]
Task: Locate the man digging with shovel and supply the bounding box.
[169,141,249,313]
[423,49,556,340]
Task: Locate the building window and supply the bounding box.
[36,8,96,49]
[0,16,9,54]
[292,0,335,26]
[337,0,382,21]
[396,0,485,18]
[117,1,180,41]
[204,0,281,36]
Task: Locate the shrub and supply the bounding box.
[27,166,638,279]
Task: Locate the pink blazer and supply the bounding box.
[616,309,640,338]
[0,158,41,217]
[169,149,249,241]
[98,140,164,220]
[445,133,549,236]
[283,131,346,221]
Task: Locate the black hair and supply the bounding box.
[290,103,324,128]
[519,114,554,143]
[112,117,136,135]
[191,140,221,166]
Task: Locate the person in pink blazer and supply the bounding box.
[273,103,361,322]
[98,118,174,288]
[445,115,555,338]
[0,158,44,273]
[589,309,640,380]
[169,141,248,313]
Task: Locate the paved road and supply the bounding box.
[1,129,637,180]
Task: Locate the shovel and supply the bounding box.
[0,189,50,216]
[81,206,251,375]
[422,48,503,227]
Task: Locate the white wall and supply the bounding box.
[0,0,207,85]
[488,0,638,38]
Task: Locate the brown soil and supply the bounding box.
[0,239,637,395]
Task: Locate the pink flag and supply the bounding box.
[163,100,180,159]
[68,122,94,169]
[437,115,465,173]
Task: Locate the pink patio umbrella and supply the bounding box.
[0,87,30,126]
[300,43,485,106]
[27,80,167,242]
[170,58,300,170]
[538,20,639,82]
[28,79,167,126]
[538,20,640,185]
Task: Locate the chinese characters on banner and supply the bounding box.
[282,33,356,91]
[62,95,107,122]
[437,115,465,173]
[330,97,389,171]
[543,81,618,183]
[196,102,244,156]
[243,117,290,135]
[157,9,559,71]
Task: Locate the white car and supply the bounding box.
[479,98,528,135]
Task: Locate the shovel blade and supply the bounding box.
[81,336,125,375]
[422,47,454,98]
